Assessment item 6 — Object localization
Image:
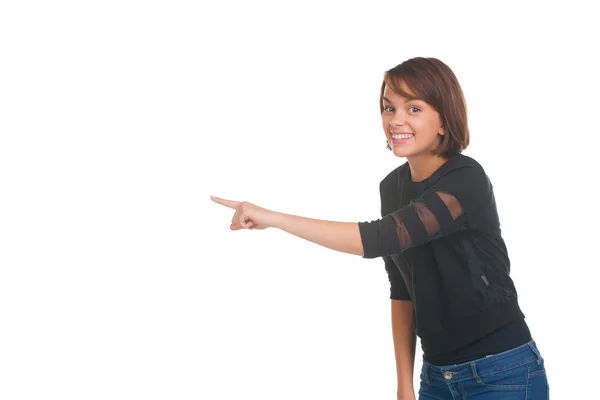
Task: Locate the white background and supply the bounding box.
[1,1,599,399]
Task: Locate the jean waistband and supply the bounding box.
[421,340,543,384]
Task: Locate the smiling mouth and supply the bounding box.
[391,134,414,146]
[391,133,415,140]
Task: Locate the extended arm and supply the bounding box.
[271,164,489,258]
[269,189,463,258]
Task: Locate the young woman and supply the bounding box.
[211,57,550,399]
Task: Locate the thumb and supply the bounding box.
[241,218,254,229]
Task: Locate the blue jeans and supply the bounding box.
[418,340,549,399]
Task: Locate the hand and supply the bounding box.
[210,195,277,231]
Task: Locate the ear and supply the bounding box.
[439,124,446,136]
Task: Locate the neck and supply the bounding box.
[407,154,449,182]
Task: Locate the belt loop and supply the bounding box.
[470,361,482,384]
[528,341,542,365]
[423,362,431,385]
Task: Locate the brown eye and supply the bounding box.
[409,107,420,113]
[383,106,394,112]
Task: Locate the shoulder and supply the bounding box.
[434,154,488,182]
[446,153,484,171]
[432,154,493,197]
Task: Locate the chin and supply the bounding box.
[392,147,417,158]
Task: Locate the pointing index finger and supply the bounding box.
[210,195,240,209]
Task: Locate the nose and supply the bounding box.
[389,119,404,128]
[389,111,406,128]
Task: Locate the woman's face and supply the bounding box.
[381,82,446,159]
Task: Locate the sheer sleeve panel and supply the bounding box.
[360,191,464,258]
[359,163,492,259]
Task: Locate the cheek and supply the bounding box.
[408,116,424,129]
[381,118,390,129]
[409,117,435,136]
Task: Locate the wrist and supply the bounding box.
[267,210,285,230]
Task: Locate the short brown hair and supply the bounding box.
[381,57,469,156]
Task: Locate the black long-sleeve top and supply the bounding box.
[358,153,530,363]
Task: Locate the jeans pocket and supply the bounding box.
[528,367,549,399]
[419,371,432,388]
[476,364,528,390]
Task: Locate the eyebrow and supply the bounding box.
[382,96,422,104]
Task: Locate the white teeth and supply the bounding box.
[392,133,414,140]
